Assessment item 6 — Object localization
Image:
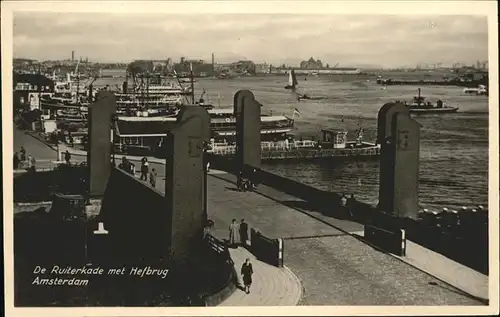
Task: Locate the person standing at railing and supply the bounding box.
[346,194,356,218]
[20,146,26,162]
[339,193,348,215]
[249,168,259,190]
[64,150,71,165]
[27,154,36,173]
[14,152,20,170]
[149,168,157,188]
[239,219,249,247]
[140,157,149,181]
[229,218,239,247]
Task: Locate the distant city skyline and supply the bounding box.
[13,13,488,68]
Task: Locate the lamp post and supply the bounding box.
[111,114,117,167]
[203,142,209,223]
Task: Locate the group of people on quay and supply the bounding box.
[201,218,253,295]
[117,156,157,188]
[228,218,253,294]
[339,193,358,218]
[14,146,36,172]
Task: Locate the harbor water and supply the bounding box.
[95,71,489,211]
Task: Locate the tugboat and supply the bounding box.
[405,88,459,114]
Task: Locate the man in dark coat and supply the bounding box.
[64,150,71,165]
[239,219,249,246]
[149,168,157,188]
[241,258,253,294]
[14,152,20,169]
[140,157,149,181]
[20,146,26,161]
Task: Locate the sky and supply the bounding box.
[13,13,489,68]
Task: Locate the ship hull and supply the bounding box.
[298,96,328,101]
[409,107,459,114]
[209,141,380,161]
[208,145,380,161]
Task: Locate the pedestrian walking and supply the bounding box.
[149,168,157,188]
[20,146,26,161]
[346,194,356,218]
[140,157,149,181]
[340,193,348,208]
[64,150,71,165]
[241,258,253,294]
[27,154,36,172]
[229,219,239,247]
[118,156,128,171]
[14,152,20,170]
[239,219,249,246]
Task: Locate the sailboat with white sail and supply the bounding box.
[285,69,298,89]
[284,69,328,101]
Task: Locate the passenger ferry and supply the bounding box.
[114,94,183,108]
[209,128,381,161]
[122,83,192,96]
[111,106,295,155]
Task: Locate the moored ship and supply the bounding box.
[111,106,297,155]
[463,85,488,96]
[209,128,380,161]
[404,89,459,114]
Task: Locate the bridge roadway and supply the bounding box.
[14,129,484,305]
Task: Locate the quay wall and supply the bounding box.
[14,166,88,203]
[377,79,488,88]
[99,167,170,261]
[97,167,238,305]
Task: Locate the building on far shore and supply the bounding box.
[294,67,361,75]
[255,63,271,74]
[271,67,361,75]
[300,57,324,69]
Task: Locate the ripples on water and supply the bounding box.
[96,72,489,211]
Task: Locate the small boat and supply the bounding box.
[405,89,459,114]
[285,69,327,100]
[285,69,298,89]
[297,94,328,101]
[463,85,488,96]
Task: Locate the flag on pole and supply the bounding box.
[357,128,364,139]
[293,108,301,117]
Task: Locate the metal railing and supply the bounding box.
[210,140,318,155]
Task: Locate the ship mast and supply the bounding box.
[38,63,42,114]
[190,62,195,104]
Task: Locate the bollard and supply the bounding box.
[277,238,284,267]
[93,222,109,235]
[400,229,406,256]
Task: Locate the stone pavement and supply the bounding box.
[219,247,302,306]
[159,169,485,305]
[352,231,488,302]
